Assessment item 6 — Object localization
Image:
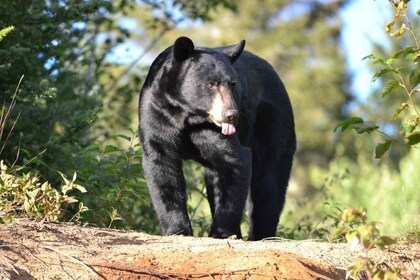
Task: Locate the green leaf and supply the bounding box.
[373,58,386,65]
[405,52,414,61]
[409,68,420,88]
[117,134,131,141]
[402,120,416,134]
[83,144,101,153]
[385,58,395,65]
[353,121,379,134]
[63,197,78,204]
[362,54,376,61]
[381,80,400,98]
[334,117,364,132]
[0,26,15,42]
[74,184,87,193]
[406,131,420,145]
[372,68,394,82]
[57,171,70,186]
[392,46,415,58]
[392,103,409,120]
[332,227,349,239]
[104,145,120,154]
[375,140,392,158]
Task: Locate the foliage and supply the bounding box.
[277,201,341,241]
[0,1,129,182]
[1,74,23,162]
[400,217,420,244]
[335,0,419,158]
[0,0,236,184]
[143,0,237,22]
[279,144,420,242]
[0,161,86,223]
[69,129,159,231]
[0,25,14,42]
[336,207,400,280]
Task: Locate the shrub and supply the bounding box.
[0,161,86,222]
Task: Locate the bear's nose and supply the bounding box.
[223,109,239,123]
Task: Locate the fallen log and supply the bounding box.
[0,219,417,279]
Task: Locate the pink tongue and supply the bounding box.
[221,123,236,135]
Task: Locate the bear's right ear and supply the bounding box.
[220,40,246,63]
[173,36,194,62]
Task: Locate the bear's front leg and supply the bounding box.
[142,151,192,236]
[192,130,252,239]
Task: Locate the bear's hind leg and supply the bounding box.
[247,154,293,240]
[247,102,295,241]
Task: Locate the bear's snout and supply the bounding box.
[223,109,238,123]
[221,109,238,135]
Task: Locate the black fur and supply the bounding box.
[138,37,296,240]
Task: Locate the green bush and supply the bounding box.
[337,207,400,280]
[69,129,159,232]
[0,161,86,222]
[335,1,419,158]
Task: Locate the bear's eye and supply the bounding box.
[206,81,219,89]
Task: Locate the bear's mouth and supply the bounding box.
[208,115,236,136]
[221,122,236,135]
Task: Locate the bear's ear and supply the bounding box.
[220,40,246,63]
[173,36,195,62]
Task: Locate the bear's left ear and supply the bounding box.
[173,36,195,62]
[220,40,246,63]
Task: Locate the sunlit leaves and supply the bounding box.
[337,0,420,158]
[385,0,408,36]
[104,145,120,154]
[408,68,420,88]
[0,161,86,222]
[353,121,380,134]
[334,117,364,132]
[390,22,407,37]
[392,102,409,120]
[371,68,395,82]
[381,80,400,98]
[335,118,391,159]
[0,26,14,42]
[334,207,399,279]
[334,117,379,134]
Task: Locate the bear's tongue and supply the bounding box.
[221,123,236,135]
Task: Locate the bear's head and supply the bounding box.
[170,36,245,135]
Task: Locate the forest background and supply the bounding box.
[0,0,419,241]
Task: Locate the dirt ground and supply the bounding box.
[0,219,418,280]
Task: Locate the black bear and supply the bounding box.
[138,36,296,240]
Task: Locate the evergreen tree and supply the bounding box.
[0,0,234,181]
